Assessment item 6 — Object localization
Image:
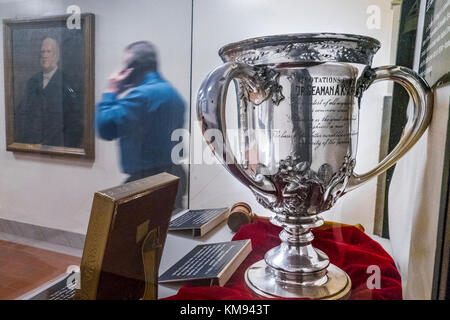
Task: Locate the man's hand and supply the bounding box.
[104,68,134,94]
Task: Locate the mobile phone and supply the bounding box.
[119,61,143,90]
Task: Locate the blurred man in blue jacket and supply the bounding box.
[96,41,186,206]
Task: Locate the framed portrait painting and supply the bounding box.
[3,13,95,159]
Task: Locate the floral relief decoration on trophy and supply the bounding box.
[238,65,285,107]
[251,154,356,217]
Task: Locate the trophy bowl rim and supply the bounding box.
[219,32,381,62]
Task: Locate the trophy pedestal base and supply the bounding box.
[245,260,351,300]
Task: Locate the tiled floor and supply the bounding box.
[0,240,81,300]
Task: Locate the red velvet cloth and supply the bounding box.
[164,220,402,300]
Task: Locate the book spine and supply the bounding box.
[75,194,115,300]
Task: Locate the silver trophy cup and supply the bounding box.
[197,33,432,299]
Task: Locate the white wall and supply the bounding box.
[0,0,192,234]
[190,0,396,232]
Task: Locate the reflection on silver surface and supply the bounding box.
[197,33,432,299]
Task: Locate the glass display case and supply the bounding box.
[0,0,447,302]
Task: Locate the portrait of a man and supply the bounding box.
[14,37,83,147]
[3,14,95,158]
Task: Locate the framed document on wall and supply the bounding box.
[3,13,95,159]
[418,0,450,88]
[417,0,449,299]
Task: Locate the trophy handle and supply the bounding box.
[347,65,433,190]
[197,62,277,193]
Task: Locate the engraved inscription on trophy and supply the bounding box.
[287,73,357,172]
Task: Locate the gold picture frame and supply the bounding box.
[3,13,95,159]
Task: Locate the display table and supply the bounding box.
[160,219,402,300]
